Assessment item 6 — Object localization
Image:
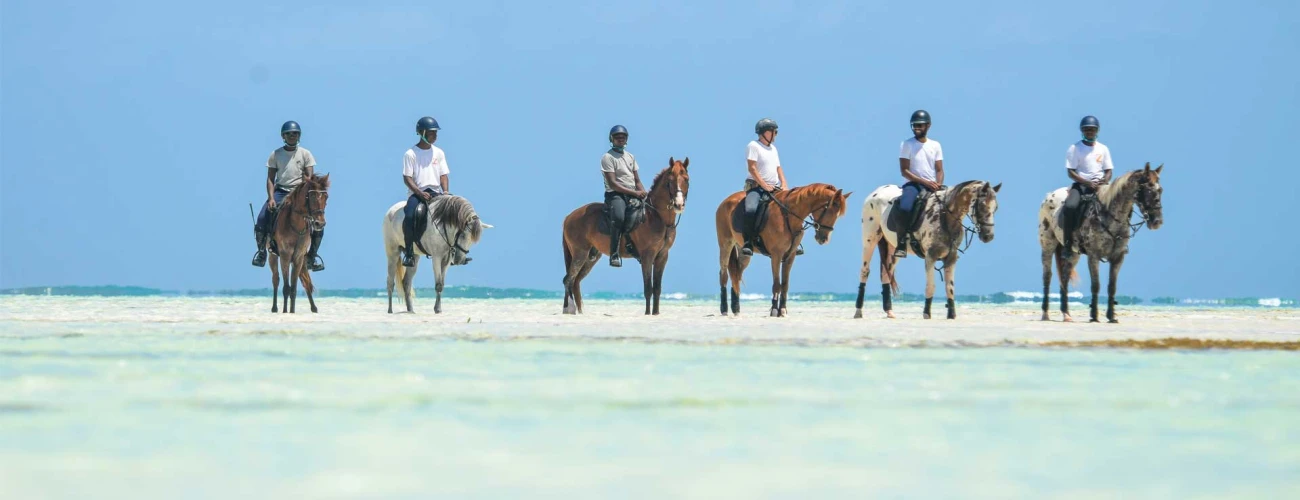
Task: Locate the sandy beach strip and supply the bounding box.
[1,296,1296,349]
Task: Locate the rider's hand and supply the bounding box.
[637,190,648,199]
[421,192,434,202]
[1090,181,1103,191]
[266,199,276,210]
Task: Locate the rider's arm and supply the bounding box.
[899,158,922,184]
[440,174,449,194]
[1067,169,1091,185]
[265,168,276,202]
[933,160,944,188]
[632,168,646,196]
[776,165,788,190]
[404,175,424,197]
[1100,169,1113,184]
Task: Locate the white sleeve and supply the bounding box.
[1064,145,1077,170]
[933,143,943,162]
[1102,147,1114,171]
[600,154,615,173]
[402,151,415,177]
[439,150,450,176]
[898,141,909,160]
[266,151,277,171]
[630,154,638,172]
[303,149,316,169]
[746,142,759,162]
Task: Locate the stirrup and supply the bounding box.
[740,243,754,256]
[609,254,622,267]
[252,250,267,267]
[308,255,325,272]
[893,239,908,258]
[402,249,417,268]
[795,243,805,256]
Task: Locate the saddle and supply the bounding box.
[598,196,646,258]
[885,191,932,235]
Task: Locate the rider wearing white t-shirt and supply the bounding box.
[401,116,469,267]
[1062,115,1115,256]
[895,110,945,258]
[741,118,794,256]
[252,120,325,272]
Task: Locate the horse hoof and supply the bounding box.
[854,309,863,319]
[311,307,318,313]
[886,311,896,319]
[1108,319,1119,324]
[769,309,779,317]
[1062,316,1074,323]
[1089,318,1100,323]
[1040,314,1050,321]
[923,313,931,320]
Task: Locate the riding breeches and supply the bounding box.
[1063,183,1096,237]
[255,188,291,233]
[605,192,630,232]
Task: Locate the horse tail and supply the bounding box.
[727,246,743,285]
[1068,268,1079,287]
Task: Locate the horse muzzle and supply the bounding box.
[979,229,994,243]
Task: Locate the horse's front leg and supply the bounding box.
[1040,249,1053,321]
[402,263,417,313]
[270,255,280,313]
[288,260,300,313]
[769,254,782,317]
[433,259,448,314]
[1106,254,1125,323]
[1057,250,1074,322]
[640,257,653,316]
[301,270,318,313]
[778,255,795,317]
[943,256,957,320]
[855,234,878,319]
[923,257,937,319]
[279,253,293,314]
[1088,256,1101,322]
[652,251,669,315]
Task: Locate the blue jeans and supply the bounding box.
[255,188,290,233]
[899,182,932,213]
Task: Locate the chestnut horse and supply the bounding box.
[267,173,330,313]
[715,183,851,317]
[561,157,689,315]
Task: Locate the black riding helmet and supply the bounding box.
[755,118,778,134]
[910,110,931,125]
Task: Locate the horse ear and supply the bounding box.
[992,182,1002,193]
[843,190,853,199]
[1143,162,1151,172]
[1155,164,1163,175]
[669,156,675,166]
[320,173,330,187]
[682,157,689,170]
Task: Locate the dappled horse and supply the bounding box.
[716,183,850,317]
[267,173,330,313]
[1039,163,1164,322]
[854,180,1000,319]
[384,195,489,314]
[561,157,689,315]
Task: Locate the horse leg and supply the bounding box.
[270,254,280,313]
[943,257,957,320]
[433,259,448,314]
[778,256,794,317]
[923,257,937,319]
[403,262,418,313]
[769,255,782,317]
[301,270,318,313]
[279,253,292,314]
[288,260,301,313]
[641,258,653,316]
[573,258,597,314]
[652,251,668,315]
[387,246,401,314]
[729,257,743,316]
[1056,249,1074,322]
[1106,255,1125,323]
[718,245,733,316]
[855,233,878,319]
[881,243,897,319]
[1087,256,1101,323]
[1040,249,1053,321]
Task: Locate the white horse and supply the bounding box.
[854,181,1000,319]
[383,195,490,313]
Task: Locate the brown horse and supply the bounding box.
[715,183,851,317]
[561,157,690,315]
[267,173,330,313]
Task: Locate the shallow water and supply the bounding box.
[2,297,1298,498]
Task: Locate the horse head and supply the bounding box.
[971,181,1002,243]
[653,157,690,215]
[1136,163,1164,229]
[306,173,330,231]
[808,185,852,245]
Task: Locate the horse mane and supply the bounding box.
[650,162,682,192]
[1098,169,1140,207]
[281,174,330,207]
[429,195,483,244]
[944,180,982,201]
[784,183,844,214]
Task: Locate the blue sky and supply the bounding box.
[2,0,1297,297]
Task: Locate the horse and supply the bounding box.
[715,183,851,317]
[267,173,330,313]
[383,195,490,314]
[561,157,690,315]
[854,180,1000,319]
[1039,163,1164,323]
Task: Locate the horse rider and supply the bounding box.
[1061,115,1115,258]
[601,125,647,267]
[742,118,801,256]
[401,116,470,267]
[894,109,945,258]
[252,120,325,271]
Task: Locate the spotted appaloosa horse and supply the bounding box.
[854,180,1000,319]
[1039,163,1164,323]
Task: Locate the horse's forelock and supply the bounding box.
[430,195,483,244]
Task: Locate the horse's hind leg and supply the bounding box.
[651,252,668,316]
[1106,255,1125,323]
[573,258,597,314]
[943,257,957,320]
[855,232,880,319]
[433,259,448,314]
[279,254,293,314]
[881,244,897,319]
[288,261,301,313]
[1087,256,1101,322]
[640,259,653,316]
[923,257,937,319]
[1056,250,1074,322]
[769,255,782,317]
[402,264,418,313]
[1040,249,1053,321]
[301,270,318,313]
[729,252,744,315]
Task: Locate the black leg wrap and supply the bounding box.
[924,298,933,317]
[946,299,956,319]
[855,282,866,310]
[731,293,740,314]
[881,284,892,311]
[771,297,779,312]
[720,286,727,315]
